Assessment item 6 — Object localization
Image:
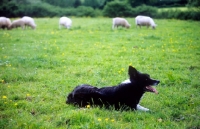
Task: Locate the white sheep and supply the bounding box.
[112,17,131,29]
[22,16,36,29]
[59,17,72,29]
[10,19,25,29]
[0,17,11,29]
[135,15,156,29]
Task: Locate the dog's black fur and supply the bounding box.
[66,66,160,110]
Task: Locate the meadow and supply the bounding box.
[0,17,200,129]
[158,7,195,12]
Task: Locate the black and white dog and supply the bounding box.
[120,79,150,111]
[66,66,160,111]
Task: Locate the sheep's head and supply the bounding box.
[7,26,12,30]
[152,24,156,29]
[126,24,131,29]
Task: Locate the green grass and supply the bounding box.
[158,7,199,12]
[158,7,188,11]
[0,17,200,129]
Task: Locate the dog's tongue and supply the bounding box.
[146,86,158,94]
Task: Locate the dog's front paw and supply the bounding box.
[137,104,149,111]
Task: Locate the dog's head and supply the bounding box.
[128,66,160,94]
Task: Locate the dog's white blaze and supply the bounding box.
[121,79,131,84]
[137,104,149,111]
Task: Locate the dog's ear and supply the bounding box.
[128,66,138,80]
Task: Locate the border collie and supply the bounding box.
[66,66,160,111]
[121,79,150,111]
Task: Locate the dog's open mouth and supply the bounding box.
[146,86,158,94]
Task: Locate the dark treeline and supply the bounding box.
[0,0,200,20]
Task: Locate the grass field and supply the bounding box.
[0,17,200,129]
[158,7,199,12]
[158,7,187,11]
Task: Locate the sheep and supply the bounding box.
[135,15,156,29]
[0,17,11,29]
[22,16,36,29]
[112,17,131,29]
[10,19,25,29]
[59,17,72,29]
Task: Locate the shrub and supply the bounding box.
[132,5,158,17]
[57,8,76,17]
[0,1,19,17]
[0,1,199,21]
[184,8,200,20]
[103,1,133,17]
[26,4,58,17]
[75,6,101,17]
[157,9,200,20]
[187,0,200,7]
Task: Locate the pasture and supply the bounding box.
[158,7,190,12]
[161,6,200,11]
[0,17,200,129]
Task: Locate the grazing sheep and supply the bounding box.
[112,17,131,29]
[135,15,156,29]
[22,16,36,29]
[59,17,72,29]
[10,19,25,29]
[0,17,11,29]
